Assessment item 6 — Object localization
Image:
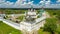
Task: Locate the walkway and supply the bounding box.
[0,18,20,30]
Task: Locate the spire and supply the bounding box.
[41,0,46,8]
[31,5,34,12]
[31,5,33,9]
[38,0,46,17]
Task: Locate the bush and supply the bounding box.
[43,18,57,34]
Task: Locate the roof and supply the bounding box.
[28,11,36,15]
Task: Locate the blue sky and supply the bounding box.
[6,0,17,2]
[6,0,57,4]
[0,0,60,8]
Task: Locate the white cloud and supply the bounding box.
[21,0,34,5]
[14,0,34,8]
[14,0,22,7]
[57,0,60,2]
[22,0,27,1]
[0,0,5,4]
[0,0,60,8]
[39,0,60,8]
[39,0,50,7]
[28,1,34,5]
[0,0,14,8]
[45,4,60,8]
[39,1,43,3]
[45,0,50,4]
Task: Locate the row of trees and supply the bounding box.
[46,9,60,20]
[43,9,60,34]
[43,18,57,34]
[0,9,27,14]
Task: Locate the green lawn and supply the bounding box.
[0,21,22,34]
[17,15,25,21]
[38,29,51,34]
[56,24,60,34]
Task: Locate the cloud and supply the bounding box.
[0,0,14,8]
[39,0,60,8]
[45,0,50,5]
[21,0,34,5]
[0,0,34,8]
[13,0,34,8]
[39,1,43,4]
[44,0,60,8]
[13,0,21,7]
[0,0,5,4]
[28,1,34,5]
[57,0,60,2]
[39,0,50,6]
[0,0,60,8]
[22,0,27,1]
[45,4,60,8]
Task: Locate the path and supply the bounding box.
[0,18,20,30]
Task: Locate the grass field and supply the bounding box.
[38,29,51,34]
[0,9,60,34]
[0,21,22,34]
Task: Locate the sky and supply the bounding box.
[6,0,57,4]
[0,0,60,8]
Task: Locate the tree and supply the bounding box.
[56,12,60,20]
[43,18,57,34]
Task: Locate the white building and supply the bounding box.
[20,8,46,34]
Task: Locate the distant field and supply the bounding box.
[0,21,22,34]
[0,9,60,14]
[0,9,27,14]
